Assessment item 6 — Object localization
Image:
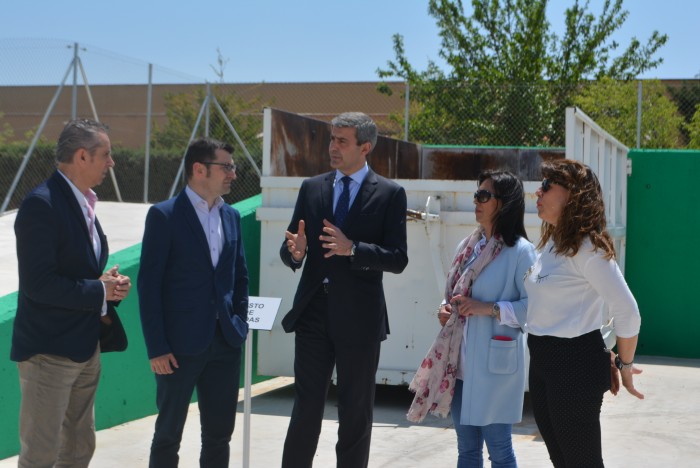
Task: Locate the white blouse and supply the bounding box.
[524,238,641,339]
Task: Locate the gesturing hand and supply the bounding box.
[285,220,307,262]
[320,219,353,258]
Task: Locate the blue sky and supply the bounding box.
[2,0,697,84]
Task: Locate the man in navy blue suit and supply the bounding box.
[11,119,131,467]
[138,138,249,468]
[280,112,409,467]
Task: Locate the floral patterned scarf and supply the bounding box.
[407,227,504,423]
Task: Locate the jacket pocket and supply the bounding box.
[488,338,518,375]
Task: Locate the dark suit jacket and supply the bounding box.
[137,189,249,359]
[280,168,408,344]
[11,171,127,363]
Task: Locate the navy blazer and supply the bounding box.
[11,171,127,363]
[137,190,249,359]
[279,169,408,344]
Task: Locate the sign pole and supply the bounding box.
[242,330,253,468]
[240,296,281,468]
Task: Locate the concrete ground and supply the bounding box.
[2,203,700,467]
[0,357,698,467]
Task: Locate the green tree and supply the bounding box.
[151,85,267,202]
[573,77,683,148]
[0,109,15,144]
[377,0,667,146]
[152,86,263,153]
[687,104,700,149]
[668,80,700,146]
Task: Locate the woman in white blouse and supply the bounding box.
[525,159,643,467]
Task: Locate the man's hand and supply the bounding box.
[100,264,132,301]
[320,219,353,258]
[285,220,307,262]
[150,353,179,375]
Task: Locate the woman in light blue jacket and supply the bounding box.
[438,171,536,468]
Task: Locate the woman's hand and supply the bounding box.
[437,303,452,327]
[620,365,644,399]
[450,295,491,317]
[608,352,620,395]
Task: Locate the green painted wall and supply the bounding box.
[626,150,700,358]
[0,195,264,459]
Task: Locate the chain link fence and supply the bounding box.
[2,39,699,215]
[382,79,700,149]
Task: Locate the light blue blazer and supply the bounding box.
[454,236,536,426]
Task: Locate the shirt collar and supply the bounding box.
[185,185,224,214]
[57,169,96,208]
[335,163,369,186]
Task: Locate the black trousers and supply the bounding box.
[282,288,381,468]
[150,325,242,468]
[528,330,611,468]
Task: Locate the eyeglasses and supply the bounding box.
[541,178,564,193]
[202,162,236,173]
[473,189,501,203]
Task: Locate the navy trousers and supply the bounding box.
[150,325,242,468]
[282,287,381,468]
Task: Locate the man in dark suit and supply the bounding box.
[280,112,409,467]
[11,119,130,467]
[138,138,249,468]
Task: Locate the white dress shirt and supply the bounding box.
[332,163,369,211]
[185,185,224,268]
[57,170,106,315]
[524,239,641,338]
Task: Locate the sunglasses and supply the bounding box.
[202,162,237,173]
[473,189,501,203]
[541,178,564,193]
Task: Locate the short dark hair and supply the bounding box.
[331,112,378,153]
[55,119,109,163]
[479,171,528,247]
[184,138,234,179]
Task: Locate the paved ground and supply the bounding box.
[2,203,700,467]
[1,356,699,467]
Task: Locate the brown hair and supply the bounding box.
[538,159,615,260]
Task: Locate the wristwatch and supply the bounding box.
[350,241,357,257]
[490,302,500,319]
[614,355,634,371]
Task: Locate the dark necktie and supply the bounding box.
[334,176,352,228]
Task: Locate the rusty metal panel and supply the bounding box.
[269,108,421,179]
[421,147,564,181]
[269,108,562,181]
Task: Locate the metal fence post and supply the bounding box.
[71,43,78,120]
[404,81,410,142]
[205,82,211,138]
[144,63,153,203]
[636,80,642,148]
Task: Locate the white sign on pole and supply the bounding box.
[246,296,281,330]
[242,296,282,468]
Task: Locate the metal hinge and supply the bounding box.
[626,158,632,176]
